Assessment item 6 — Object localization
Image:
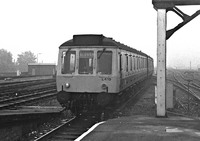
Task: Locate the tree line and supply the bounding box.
[0,49,36,73]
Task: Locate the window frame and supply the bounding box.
[78,50,94,75]
[61,50,76,74]
[97,50,113,75]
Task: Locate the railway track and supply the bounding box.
[0,89,57,110]
[167,70,200,116]
[32,78,152,141]
[0,82,56,100]
[0,79,55,94]
[173,72,200,100]
[34,110,102,141]
[0,77,57,110]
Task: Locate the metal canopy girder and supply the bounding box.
[153,0,200,9]
[152,0,200,40]
[166,7,200,39]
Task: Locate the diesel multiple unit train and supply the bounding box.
[56,34,154,109]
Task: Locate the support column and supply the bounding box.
[157,9,167,117]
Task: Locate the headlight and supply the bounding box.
[65,83,70,88]
[101,84,108,90]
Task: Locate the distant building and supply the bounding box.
[28,63,56,76]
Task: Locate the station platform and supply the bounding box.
[77,80,200,141]
[79,115,200,141]
[0,106,64,124]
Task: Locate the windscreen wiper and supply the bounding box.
[97,48,106,59]
[65,48,71,56]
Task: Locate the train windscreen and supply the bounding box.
[61,51,76,74]
[79,51,94,74]
[97,51,112,75]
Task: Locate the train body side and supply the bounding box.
[118,50,148,91]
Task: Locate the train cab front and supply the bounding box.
[56,47,119,108]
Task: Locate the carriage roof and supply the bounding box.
[59,34,152,59]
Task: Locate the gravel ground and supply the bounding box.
[26,96,61,107]
[22,97,73,141]
[114,83,156,117]
[169,88,200,118]
[128,84,156,116]
[114,80,200,119]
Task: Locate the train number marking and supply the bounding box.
[100,77,111,81]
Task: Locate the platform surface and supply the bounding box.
[81,115,200,141]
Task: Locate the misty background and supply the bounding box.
[0,0,200,71]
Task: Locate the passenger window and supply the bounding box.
[126,55,128,72]
[133,56,135,71]
[141,58,144,69]
[97,51,112,74]
[138,57,140,69]
[62,51,76,74]
[79,51,94,74]
[120,54,122,71]
[130,55,132,71]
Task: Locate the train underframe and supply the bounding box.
[57,75,153,113]
[57,91,115,113]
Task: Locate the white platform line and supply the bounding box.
[75,121,105,141]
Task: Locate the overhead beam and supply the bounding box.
[153,0,200,9]
[153,1,200,40]
[166,8,200,39]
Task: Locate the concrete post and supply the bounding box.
[156,9,167,117]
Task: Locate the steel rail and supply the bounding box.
[173,72,200,101]
[0,82,55,99]
[34,116,76,141]
[0,90,57,110]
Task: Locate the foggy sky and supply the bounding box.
[0,0,199,69]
